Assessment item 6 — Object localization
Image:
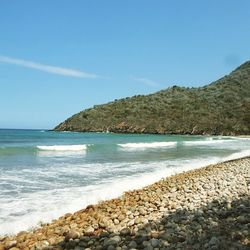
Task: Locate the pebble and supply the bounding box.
[120,228,131,236]
[128,240,137,248]
[84,226,94,235]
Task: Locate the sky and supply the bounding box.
[0,1,250,129]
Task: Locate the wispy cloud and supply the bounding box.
[130,75,160,87]
[0,55,98,78]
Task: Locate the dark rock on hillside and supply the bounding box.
[54,61,250,135]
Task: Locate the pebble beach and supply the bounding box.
[0,157,249,250]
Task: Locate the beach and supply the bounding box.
[0,157,249,250]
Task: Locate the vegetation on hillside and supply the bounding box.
[55,61,250,135]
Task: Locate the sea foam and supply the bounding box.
[1,148,250,236]
[37,145,87,151]
[118,141,177,150]
[183,139,235,146]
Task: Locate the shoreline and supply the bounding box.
[53,128,250,137]
[0,157,249,249]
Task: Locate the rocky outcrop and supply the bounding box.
[1,157,249,249]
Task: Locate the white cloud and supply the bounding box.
[0,55,98,78]
[130,75,160,87]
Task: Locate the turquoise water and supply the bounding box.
[0,129,250,235]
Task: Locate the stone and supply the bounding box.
[84,226,95,235]
[120,228,131,236]
[65,230,80,241]
[145,244,153,250]
[34,240,50,249]
[104,236,121,247]
[107,246,115,250]
[208,236,219,246]
[150,238,160,247]
[114,219,119,225]
[127,220,135,226]
[74,247,83,250]
[65,240,77,249]
[134,218,141,224]
[111,236,121,244]
[128,240,137,249]
[237,215,248,224]
[4,240,17,249]
[118,214,126,221]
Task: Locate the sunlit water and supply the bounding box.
[0,129,249,235]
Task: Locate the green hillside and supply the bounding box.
[54,61,250,135]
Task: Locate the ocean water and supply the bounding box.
[0,129,250,235]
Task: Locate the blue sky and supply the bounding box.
[0,1,250,129]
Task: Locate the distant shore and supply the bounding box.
[1,157,249,249]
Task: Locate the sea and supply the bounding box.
[0,129,250,236]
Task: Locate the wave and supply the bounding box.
[37,145,87,151]
[118,141,177,150]
[0,156,219,235]
[1,146,250,236]
[183,139,235,146]
[235,137,250,141]
[221,149,250,162]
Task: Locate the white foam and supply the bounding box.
[37,145,87,151]
[221,149,250,162]
[183,139,235,146]
[0,157,219,236]
[1,146,250,236]
[118,141,177,150]
[37,151,86,157]
[235,137,250,141]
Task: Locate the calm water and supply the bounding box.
[0,129,249,235]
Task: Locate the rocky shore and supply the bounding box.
[1,157,250,250]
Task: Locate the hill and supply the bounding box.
[54,61,250,135]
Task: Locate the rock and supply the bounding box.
[65,240,77,249]
[104,236,121,247]
[118,214,126,221]
[34,240,50,249]
[111,236,121,244]
[74,247,83,250]
[237,215,249,224]
[208,236,219,246]
[134,218,141,224]
[111,214,118,219]
[232,232,243,240]
[4,240,17,249]
[65,230,80,241]
[150,238,160,247]
[128,240,137,248]
[114,219,119,225]
[84,226,95,235]
[107,246,115,250]
[120,228,131,236]
[127,220,135,226]
[138,208,147,215]
[159,232,171,241]
[170,187,177,193]
[144,243,154,250]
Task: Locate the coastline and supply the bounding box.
[1,157,249,250]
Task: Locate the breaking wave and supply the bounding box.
[183,139,235,146]
[37,145,87,151]
[118,141,177,150]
